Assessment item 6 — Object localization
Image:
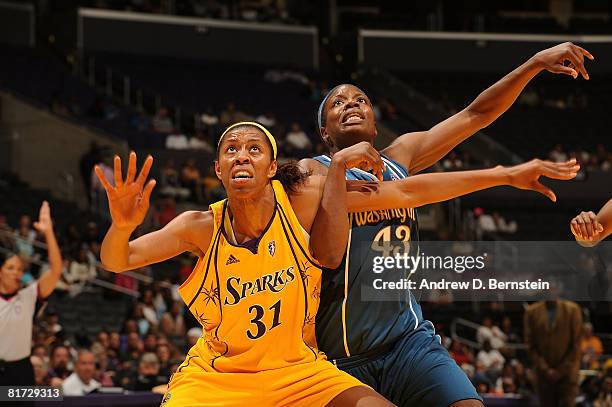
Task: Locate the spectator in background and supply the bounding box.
[46,344,72,386]
[202,163,225,203]
[140,289,159,327]
[492,211,518,234]
[160,159,190,200]
[449,340,474,368]
[0,214,14,249]
[180,159,202,202]
[165,129,190,150]
[143,333,158,353]
[40,310,63,336]
[59,244,97,296]
[581,322,603,369]
[501,316,520,344]
[152,107,174,133]
[156,344,172,382]
[524,298,582,407]
[184,327,202,354]
[152,196,178,228]
[14,215,37,260]
[31,355,48,386]
[477,316,507,350]
[129,353,166,391]
[256,111,277,129]
[549,144,568,163]
[131,109,151,132]
[200,108,219,129]
[62,350,100,396]
[593,375,612,407]
[219,102,249,127]
[476,339,505,380]
[189,130,215,153]
[284,122,312,158]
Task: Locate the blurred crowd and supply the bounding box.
[549,144,612,172]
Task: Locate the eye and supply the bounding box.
[333,99,343,107]
[250,145,261,152]
[226,146,237,153]
[357,97,366,103]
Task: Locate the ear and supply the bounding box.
[214,160,222,180]
[268,160,278,179]
[320,127,334,149]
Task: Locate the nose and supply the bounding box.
[235,147,250,164]
[345,99,360,110]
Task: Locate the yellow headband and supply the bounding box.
[218,121,278,159]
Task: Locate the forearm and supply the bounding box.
[310,159,350,268]
[596,198,612,240]
[38,230,63,298]
[401,166,510,208]
[466,57,542,126]
[100,224,136,272]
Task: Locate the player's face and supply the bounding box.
[216,128,277,199]
[0,255,24,294]
[321,85,377,151]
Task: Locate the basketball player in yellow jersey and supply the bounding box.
[96,122,578,406]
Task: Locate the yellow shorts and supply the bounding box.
[160,359,365,407]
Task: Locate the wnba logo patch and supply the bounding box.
[267,241,276,257]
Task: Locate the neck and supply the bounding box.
[0,282,17,295]
[227,184,275,243]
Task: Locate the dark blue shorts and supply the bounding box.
[334,322,482,406]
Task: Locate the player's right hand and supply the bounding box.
[506,158,579,202]
[570,211,604,242]
[332,141,384,181]
[95,151,156,230]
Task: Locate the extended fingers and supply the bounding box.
[126,151,137,184]
[114,155,123,188]
[95,165,114,192]
[531,181,556,202]
[136,155,154,188]
[142,179,156,203]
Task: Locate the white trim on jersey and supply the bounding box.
[341,214,354,358]
[407,290,419,330]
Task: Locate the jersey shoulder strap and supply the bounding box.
[312,155,379,181]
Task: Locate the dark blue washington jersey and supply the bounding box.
[313,153,423,359]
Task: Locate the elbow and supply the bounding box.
[318,254,344,269]
[312,248,344,269]
[100,261,126,273]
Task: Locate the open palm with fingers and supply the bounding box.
[507,158,580,202]
[95,152,156,230]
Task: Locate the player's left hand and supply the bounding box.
[506,158,580,202]
[33,201,54,236]
[570,211,604,241]
[533,42,594,80]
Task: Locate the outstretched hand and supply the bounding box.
[507,158,579,202]
[534,42,594,80]
[33,201,54,236]
[95,152,156,230]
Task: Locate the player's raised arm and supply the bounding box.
[570,198,612,247]
[383,42,594,175]
[345,159,579,212]
[96,152,210,272]
[35,201,63,298]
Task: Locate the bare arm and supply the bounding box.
[571,198,612,247]
[35,202,63,298]
[301,142,383,268]
[345,159,578,212]
[383,43,594,174]
[96,152,212,272]
[100,211,211,272]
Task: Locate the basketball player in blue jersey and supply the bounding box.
[300,42,594,406]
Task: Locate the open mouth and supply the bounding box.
[231,169,254,180]
[342,111,365,124]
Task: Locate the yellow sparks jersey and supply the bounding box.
[179,180,324,373]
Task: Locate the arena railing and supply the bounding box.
[451,317,528,351]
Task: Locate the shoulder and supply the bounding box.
[562,301,581,313]
[298,158,328,176]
